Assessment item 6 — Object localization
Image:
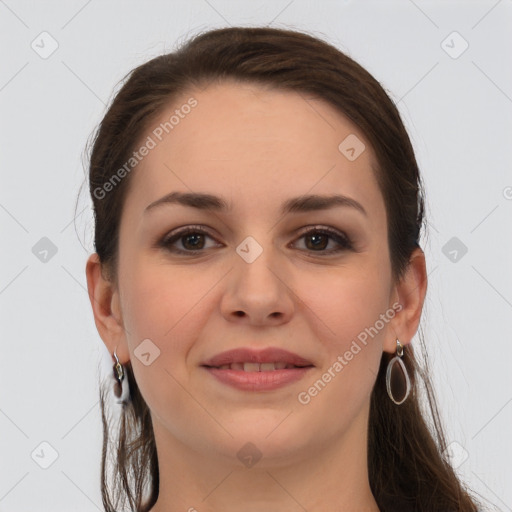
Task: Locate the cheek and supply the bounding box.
[298,262,391,368]
[118,263,213,425]
[121,252,179,331]
[288,265,391,441]
[119,259,219,363]
[314,257,390,312]
[294,271,389,422]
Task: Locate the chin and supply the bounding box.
[219,420,314,461]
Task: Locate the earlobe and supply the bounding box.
[385,247,427,353]
[85,253,128,360]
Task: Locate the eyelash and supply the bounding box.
[159,224,353,256]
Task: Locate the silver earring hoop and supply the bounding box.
[386,339,411,405]
[112,346,130,405]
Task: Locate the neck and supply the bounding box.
[147,404,379,512]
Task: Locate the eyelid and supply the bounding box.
[160,225,220,249]
[159,224,353,255]
[293,224,350,241]
[291,224,353,253]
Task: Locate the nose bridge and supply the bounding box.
[235,233,281,294]
[222,232,293,323]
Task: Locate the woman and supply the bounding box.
[84,26,480,511]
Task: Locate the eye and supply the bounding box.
[159,224,353,256]
[291,226,353,254]
[159,226,221,255]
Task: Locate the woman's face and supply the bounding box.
[109,81,401,464]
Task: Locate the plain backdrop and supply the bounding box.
[1,1,511,511]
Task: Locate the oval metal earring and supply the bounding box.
[386,339,411,405]
[112,346,130,404]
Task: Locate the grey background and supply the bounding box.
[1,0,511,510]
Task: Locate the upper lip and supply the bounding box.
[201,347,314,367]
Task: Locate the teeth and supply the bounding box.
[215,362,297,371]
[244,362,261,372]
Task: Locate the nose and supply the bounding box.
[220,243,294,326]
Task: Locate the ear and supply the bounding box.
[85,253,130,363]
[384,247,427,354]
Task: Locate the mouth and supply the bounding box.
[201,346,315,369]
[202,362,313,371]
[200,347,315,391]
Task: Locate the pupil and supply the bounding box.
[307,233,327,250]
[180,233,329,251]
[183,233,204,250]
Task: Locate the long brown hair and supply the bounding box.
[82,26,481,511]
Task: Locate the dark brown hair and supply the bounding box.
[82,26,481,511]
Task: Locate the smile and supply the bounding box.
[209,362,311,371]
[202,365,314,391]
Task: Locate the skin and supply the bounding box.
[86,81,427,512]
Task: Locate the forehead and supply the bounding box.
[124,80,384,223]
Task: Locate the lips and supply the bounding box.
[201,347,314,369]
[215,362,300,371]
[201,347,314,391]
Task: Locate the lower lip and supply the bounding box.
[202,366,314,391]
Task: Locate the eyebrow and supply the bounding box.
[144,191,367,217]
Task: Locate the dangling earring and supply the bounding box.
[112,346,130,405]
[386,339,411,405]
